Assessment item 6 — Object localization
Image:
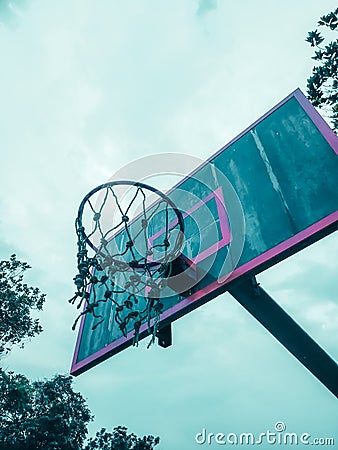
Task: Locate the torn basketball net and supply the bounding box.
[69,180,187,347]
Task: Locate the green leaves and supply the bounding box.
[305,30,324,47]
[306,8,338,131]
[84,426,160,450]
[318,9,338,30]
[0,255,46,357]
[0,371,93,450]
[312,50,324,61]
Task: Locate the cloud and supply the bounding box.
[196,0,218,17]
[0,1,25,27]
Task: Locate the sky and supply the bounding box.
[0,0,337,448]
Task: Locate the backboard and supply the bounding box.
[71,89,338,376]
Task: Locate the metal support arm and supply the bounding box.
[228,277,338,398]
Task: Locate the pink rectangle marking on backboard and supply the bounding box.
[149,187,231,264]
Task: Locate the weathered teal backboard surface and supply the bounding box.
[71,89,338,375]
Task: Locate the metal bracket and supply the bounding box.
[157,324,172,348]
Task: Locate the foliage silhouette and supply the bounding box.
[0,254,46,357]
[306,8,338,130]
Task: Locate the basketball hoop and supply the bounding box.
[69,180,185,347]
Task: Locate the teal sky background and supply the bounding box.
[0,1,337,448]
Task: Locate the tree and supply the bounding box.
[0,371,159,450]
[0,371,93,450]
[306,8,338,131]
[84,426,160,450]
[0,254,46,356]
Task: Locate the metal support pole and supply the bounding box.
[228,277,338,398]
